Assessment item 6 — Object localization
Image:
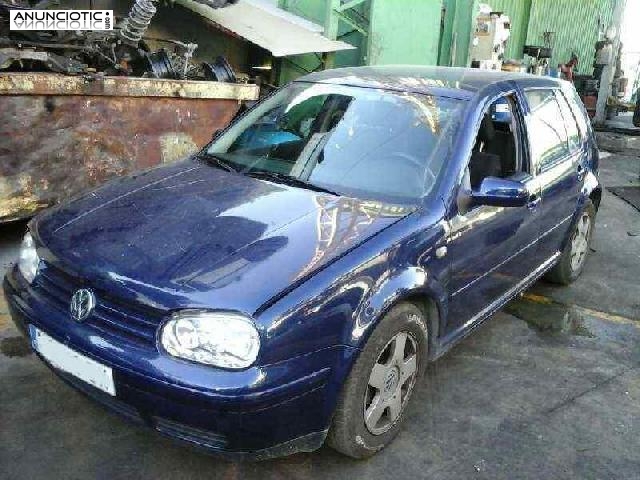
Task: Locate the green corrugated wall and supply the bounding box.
[526,0,615,75]
[439,0,615,71]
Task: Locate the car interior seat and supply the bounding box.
[469,108,518,188]
[469,116,502,188]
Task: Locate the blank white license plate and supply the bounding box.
[30,325,116,396]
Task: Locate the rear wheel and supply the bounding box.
[327,302,428,458]
[546,200,596,285]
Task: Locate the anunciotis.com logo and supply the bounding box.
[9,10,114,31]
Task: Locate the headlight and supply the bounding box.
[18,232,40,284]
[160,311,260,369]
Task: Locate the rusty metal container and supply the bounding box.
[0,72,259,223]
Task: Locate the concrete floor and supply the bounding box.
[604,112,640,134]
[1,153,639,479]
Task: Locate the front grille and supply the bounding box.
[35,262,164,348]
[154,417,228,450]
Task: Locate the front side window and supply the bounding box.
[206,82,465,204]
[467,94,525,189]
[524,89,570,171]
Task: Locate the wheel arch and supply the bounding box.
[399,292,441,360]
[559,170,601,253]
[346,266,446,361]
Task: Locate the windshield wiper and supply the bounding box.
[196,152,238,173]
[197,155,339,196]
[246,170,339,196]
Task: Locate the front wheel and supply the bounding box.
[546,200,596,285]
[327,302,428,458]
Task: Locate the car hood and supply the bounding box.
[34,160,413,314]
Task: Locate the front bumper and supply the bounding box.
[3,268,357,459]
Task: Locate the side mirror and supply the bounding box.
[471,177,529,207]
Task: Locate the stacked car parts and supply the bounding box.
[0,0,238,81]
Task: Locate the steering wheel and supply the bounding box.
[389,152,437,187]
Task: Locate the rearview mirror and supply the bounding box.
[471,177,529,208]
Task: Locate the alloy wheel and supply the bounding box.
[570,212,591,272]
[363,329,419,436]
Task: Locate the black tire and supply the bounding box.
[546,200,596,285]
[327,302,428,459]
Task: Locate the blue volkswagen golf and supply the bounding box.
[3,66,601,459]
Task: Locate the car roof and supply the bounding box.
[295,65,566,100]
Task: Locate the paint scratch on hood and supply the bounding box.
[53,166,200,233]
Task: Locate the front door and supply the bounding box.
[443,91,541,339]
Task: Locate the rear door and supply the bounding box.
[522,88,582,261]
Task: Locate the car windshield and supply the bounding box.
[205,82,465,204]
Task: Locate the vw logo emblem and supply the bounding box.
[69,288,96,322]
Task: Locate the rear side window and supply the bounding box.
[555,92,581,151]
[524,89,570,171]
[565,88,590,139]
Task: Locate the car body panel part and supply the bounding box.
[30,160,412,317]
[4,271,353,456]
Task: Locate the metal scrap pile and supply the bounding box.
[0,0,237,81]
